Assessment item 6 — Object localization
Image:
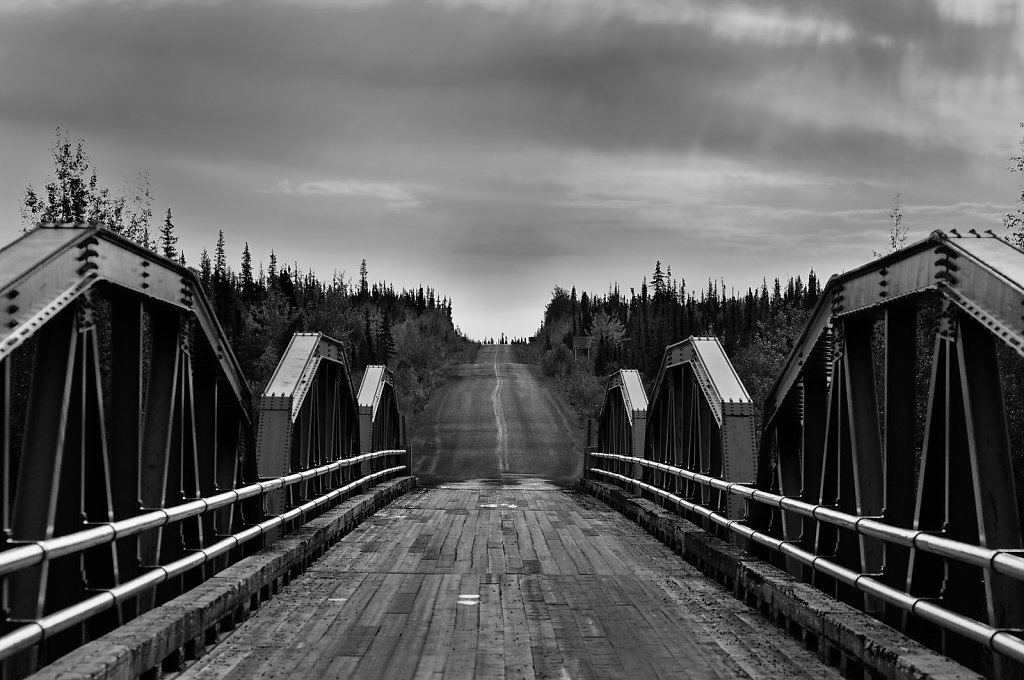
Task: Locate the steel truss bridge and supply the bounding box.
[0,223,1022,678]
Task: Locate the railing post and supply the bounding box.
[402,415,412,477]
[583,419,593,481]
[632,408,645,497]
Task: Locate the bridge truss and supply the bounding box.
[588,230,1024,677]
[0,224,409,676]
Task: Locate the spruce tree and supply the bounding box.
[214,230,227,282]
[378,309,396,363]
[160,208,178,260]
[241,242,254,301]
[199,249,212,291]
[363,309,375,365]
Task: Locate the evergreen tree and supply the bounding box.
[570,286,578,338]
[359,259,369,300]
[214,230,227,282]
[652,261,666,296]
[140,225,153,251]
[241,242,255,301]
[199,249,212,291]
[363,308,375,364]
[416,285,426,313]
[160,208,178,260]
[807,269,820,308]
[378,309,396,363]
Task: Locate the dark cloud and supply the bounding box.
[0,0,1020,338]
[0,0,985,177]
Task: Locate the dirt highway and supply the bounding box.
[411,345,582,485]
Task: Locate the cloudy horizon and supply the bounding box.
[1,0,1022,340]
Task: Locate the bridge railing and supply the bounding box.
[0,225,411,677]
[585,369,647,491]
[256,335,408,538]
[645,336,755,526]
[0,223,254,673]
[358,364,405,452]
[587,231,1024,677]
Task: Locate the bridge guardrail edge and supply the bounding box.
[30,476,416,680]
[577,477,985,680]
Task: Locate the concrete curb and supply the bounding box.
[578,478,983,680]
[33,476,417,680]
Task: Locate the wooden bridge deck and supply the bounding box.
[176,481,840,680]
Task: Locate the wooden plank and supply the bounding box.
[471,509,490,573]
[412,573,462,679]
[486,510,507,575]
[520,575,563,678]
[380,574,444,680]
[453,509,477,573]
[500,575,536,680]
[437,512,466,571]
[443,572,480,678]
[290,572,396,678]
[418,509,455,565]
[473,581,504,679]
[353,574,426,678]
[525,508,563,574]
[556,517,596,575]
[539,510,577,575]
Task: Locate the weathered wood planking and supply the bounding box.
[176,481,843,680]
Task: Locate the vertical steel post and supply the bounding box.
[801,351,829,583]
[883,306,916,625]
[776,420,803,576]
[905,332,950,646]
[843,318,884,610]
[109,300,143,621]
[138,310,182,611]
[8,308,76,674]
[957,315,1024,667]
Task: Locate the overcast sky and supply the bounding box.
[1,0,1022,340]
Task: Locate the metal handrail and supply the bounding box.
[589,465,1024,664]
[0,449,407,579]
[0,463,407,661]
[590,452,1024,579]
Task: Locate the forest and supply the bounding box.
[532,264,823,426]
[18,130,476,419]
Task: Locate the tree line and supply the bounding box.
[18,128,475,418]
[533,264,821,419]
